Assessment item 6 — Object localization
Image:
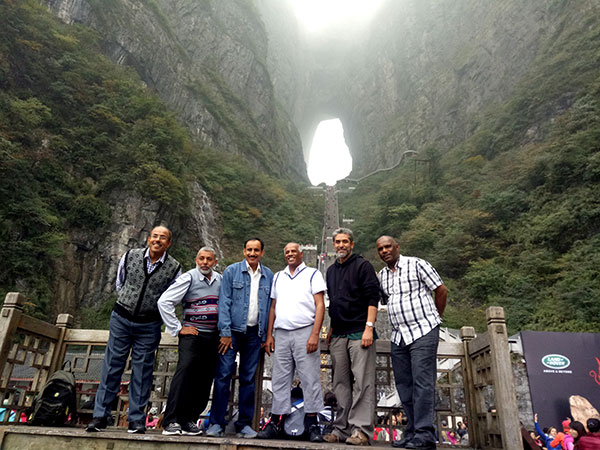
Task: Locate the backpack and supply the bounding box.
[28,362,77,426]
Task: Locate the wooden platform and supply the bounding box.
[0,426,397,450]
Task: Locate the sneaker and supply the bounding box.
[86,417,108,432]
[257,421,281,439]
[236,425,258,439]
[206,423,224,437]
[323,433,344,443]
[309,424,325,443]
[127,420,146,434]
[162,422,182,435]
[181,421,203,436]
[346,429,369,446]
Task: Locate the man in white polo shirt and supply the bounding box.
[258,242,326,442]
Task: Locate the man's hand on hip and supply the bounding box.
[179,326,199,336]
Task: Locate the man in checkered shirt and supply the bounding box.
[376,236,447,450]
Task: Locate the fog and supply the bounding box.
[289,0,385,34]
[307,119,352,186]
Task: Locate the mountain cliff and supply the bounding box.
[2,0,598,331]
[46,0,306,179]
[0,1,321,324]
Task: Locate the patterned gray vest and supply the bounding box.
[115,248,181,323]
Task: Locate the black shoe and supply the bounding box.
[257,421,281,439]
[127,420,146,434]
[405,438,436,450]
[392,435,415,448]
[309,424,324,442]
[86,417,108,432]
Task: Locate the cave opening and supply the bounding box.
[306,118,352,186]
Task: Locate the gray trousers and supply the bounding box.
[329,337,376,441]
[271,326,324,414]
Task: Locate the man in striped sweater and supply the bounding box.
[157,247,221,436]
[376,236,447,450]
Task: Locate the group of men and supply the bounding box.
[85,225,446,450]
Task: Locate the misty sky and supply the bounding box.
[290,0,384,33]
[307,119,353,186]
[290,0,384,185]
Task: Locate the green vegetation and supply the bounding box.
[341,4,600,334]
[0,1,321,325]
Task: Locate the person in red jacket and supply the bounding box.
[577,418,600,450]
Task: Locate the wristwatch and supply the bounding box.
[366,321,374,327]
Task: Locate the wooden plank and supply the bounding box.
[64,329,178,347]
[437,341,464,357]
[17,316,61,340]
[468,332,490,356]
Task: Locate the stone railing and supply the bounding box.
[0,292,522,450]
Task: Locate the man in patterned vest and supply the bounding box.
[86,225,181,434]
[158,247,221,436]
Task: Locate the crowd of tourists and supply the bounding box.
[82,225,446,450]
[527,414,600,450]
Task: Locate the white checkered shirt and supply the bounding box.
[378,255,443,345]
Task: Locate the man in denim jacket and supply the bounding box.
[206,238,273,438]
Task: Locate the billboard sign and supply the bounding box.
[521,331,600,430]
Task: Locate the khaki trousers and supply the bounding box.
[329,337,376,441]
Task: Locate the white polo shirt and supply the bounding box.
[271,262,326,330]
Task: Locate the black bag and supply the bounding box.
[28,361,77,426]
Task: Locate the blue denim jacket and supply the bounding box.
[218,260,273,341]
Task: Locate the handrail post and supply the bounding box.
[253,351,265,430]
[460,326,480,449]
[0,293,26,389]
[50,313,74,373]
[486,306,523,450]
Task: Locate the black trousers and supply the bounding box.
[163,331,219,426]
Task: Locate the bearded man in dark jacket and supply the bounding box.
[323,227,380,446]
[87,226,181,434]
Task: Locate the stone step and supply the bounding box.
[0,426,383,450]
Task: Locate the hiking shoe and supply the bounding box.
[309,424,325,442]
[257,421,281,439]
[346,429,369,446]
[405,438,436,450]
[182,421,203,435]
[323,433,344,443]
[392,435,415,448]
[127,420,146,434]
[236,425,258,438]
[162,422,182,435]
[206,423,224,437]
[86,417,108,432]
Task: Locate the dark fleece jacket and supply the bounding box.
[326,253,381,335]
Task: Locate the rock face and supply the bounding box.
[42,0,597,315]
[260,0,596,175]
[44,0,599,177]
[44,0,306,315]
[46,0,306,179]
[52,183,222,318]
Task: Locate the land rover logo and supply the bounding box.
[542,354,570,369]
